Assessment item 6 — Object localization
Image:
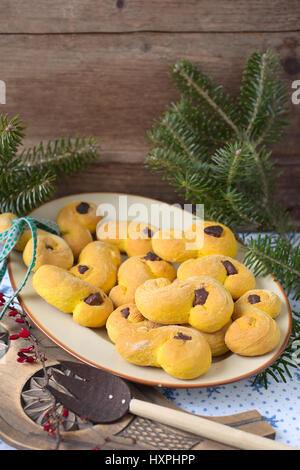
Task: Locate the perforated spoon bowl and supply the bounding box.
[47,361,296,451]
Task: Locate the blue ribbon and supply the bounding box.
[0,216,60,319]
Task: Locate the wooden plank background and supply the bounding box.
[1,0,300,225]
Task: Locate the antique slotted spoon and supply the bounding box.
[47,361,295,451]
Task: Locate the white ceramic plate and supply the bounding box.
[8,193,292,388]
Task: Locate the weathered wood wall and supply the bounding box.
[1,1,300,223]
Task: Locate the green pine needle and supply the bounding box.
[0,115,100,216]
[20,135,99,177]
[146,49,300,387]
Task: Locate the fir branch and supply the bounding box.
[171,59,240,136]
[0,115,101,216]
[145,49,300,387]
[223,189,264,228]
[244,234,300,300]
[20,135,99,177]
[0,168,56,215]
[0,115,25,162]
[239,50,288,146]
[211,142,260,185]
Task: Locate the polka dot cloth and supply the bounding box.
[161,371,300,448]
[0,234,299,450]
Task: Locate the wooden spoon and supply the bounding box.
[47,361,296,451]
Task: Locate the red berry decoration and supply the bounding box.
[9,334,20,340]
[19,327,31,338]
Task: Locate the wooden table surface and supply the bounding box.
[0,0,299,225]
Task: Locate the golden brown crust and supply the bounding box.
[177,254,255,300]
[23,233,74,272]
[109,254,176,307]
[135,275,234,332]
[151,221,238,263]
[97,220,157,257]
[69,241,121,293]
[233,289,281,320]
[225,307,280,356]
[33,265,113,328]
[199,321,232,357]
[57,201,102,259]
[106,304,212,380]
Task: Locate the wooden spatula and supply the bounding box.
[47,361,296,451]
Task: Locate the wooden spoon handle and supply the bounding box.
[129,398,296,450]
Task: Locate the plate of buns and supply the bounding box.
[5,193,292,388]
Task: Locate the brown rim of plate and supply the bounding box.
[6,192,293,388]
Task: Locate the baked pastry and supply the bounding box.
[106,303,159,343]
[69,241,121,293]
[233,289,281,320]
[177,254,255,300]
[199,321,232,357]
[0,212,74,271]
[135,275,234,332]
[33,265,113,328]
[151,228,198,263]
[106,304,212,380]
[186,221,238,258]
[151,221,238,263]
[23,233,74,272]
[57,201,102,259]
[0,212,49,251]
[225,307,280,356]
[97,220,157,257]
[109,252,176,307]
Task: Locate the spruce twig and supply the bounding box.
[146,49,299,387]
[0,116,100,216]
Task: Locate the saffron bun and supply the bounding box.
[97,220,158,257]
[225,307,280,356]
[0,212,49,251]
[57,201,102,259]
[69,241,121,293]
[199,321,232,357]
[151,221,238,263]
[0,212,74,271]
[106,304,212,380]
[23,233,74,272]
[233,289,281,320]
[135,275,234,333]
[106,303,160,343]
[32,265,113,328]
[177,254,255,300]
[109,252,176,307]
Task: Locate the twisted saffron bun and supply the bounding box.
[32,265,113,327]
[151,221,238,263]
[106,304,212,380]
[57,201,102,259]
[225,307,280,356]
[135,275,234,333]
[106,303,160,343]
[233,289,281,320]
[199,321,232,357]
[23,233,74,272]
[97,220,158,257]
[0,212,74,271]
[0,212,49,251]
[177,254,255,300]
[109,252,176,307]
[69,241,121,293]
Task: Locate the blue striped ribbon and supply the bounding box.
[0,216,60,319]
